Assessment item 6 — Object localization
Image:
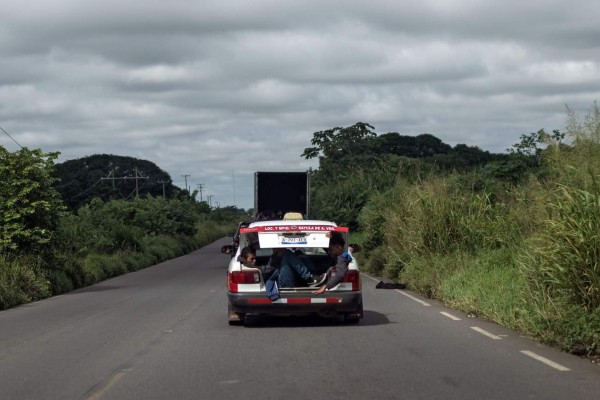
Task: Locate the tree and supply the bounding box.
[302,122,378,176]
[0,146,65,253]
[508,129,565,166]
[53,154,178,210]
[374,133,452,158]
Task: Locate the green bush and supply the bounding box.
[382,253,406,282]
[58,255,86,289]
[142,235,180,262]
[361,245,387,275]
[107,254,128,277]
[0,146,65,254]
[0,256,51,308]
[82,254,108,285]
[46,269,74,295]
[523,300,600,356]
[358,192,390,254]
[311,162,398,230]
[195,219,232,246]
[551,305,600,355]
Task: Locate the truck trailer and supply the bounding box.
[254,171,310,219]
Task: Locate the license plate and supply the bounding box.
[280,236,307,245]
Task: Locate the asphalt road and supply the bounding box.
[1,238,599,400]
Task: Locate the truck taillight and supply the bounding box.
[343,270,361,291]
[228,271,261,293]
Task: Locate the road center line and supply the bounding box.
[86,368,132,400]
[440,311,461,320]
[471,326,502,340]
[520,351,571,371]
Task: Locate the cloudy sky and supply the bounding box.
[2,0,599,209]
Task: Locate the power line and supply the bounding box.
[0,125,23,148]
[101,169,149,198]
[64,179,103,201]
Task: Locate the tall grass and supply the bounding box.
[438,249,530,331]
[356,144,583,353]
[0,256,51,309]
[520,185,600,311]
[513,104,600,354]
[383,174,531,259]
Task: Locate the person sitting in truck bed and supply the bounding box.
[238,246,276,281]
[312,232,352,295]
[267,248,326,288]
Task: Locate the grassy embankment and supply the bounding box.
[359,109,600,357]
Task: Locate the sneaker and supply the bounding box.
[308,273,327,286]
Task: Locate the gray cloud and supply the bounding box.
[1,0,599,209]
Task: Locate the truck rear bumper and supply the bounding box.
[228,291,363,317]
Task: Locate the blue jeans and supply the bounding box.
[275,250,312,287]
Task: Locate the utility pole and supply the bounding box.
[181,174,190,192]
[196,183,205,202]
[158,180,168,199]
[134,167,139,198]
[101,169,148,199]
[207,195,213,208]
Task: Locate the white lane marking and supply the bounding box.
[521,351,571,371]
[471,326,502,340]
[219,380,241,385]
[395,290,431,306]
[440,311,461,320]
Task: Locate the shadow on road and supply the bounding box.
[243,309,390,328]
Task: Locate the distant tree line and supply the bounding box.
[53,154,187,210]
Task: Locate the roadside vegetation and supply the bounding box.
[305,104,600,358]
[0,149,248,309]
